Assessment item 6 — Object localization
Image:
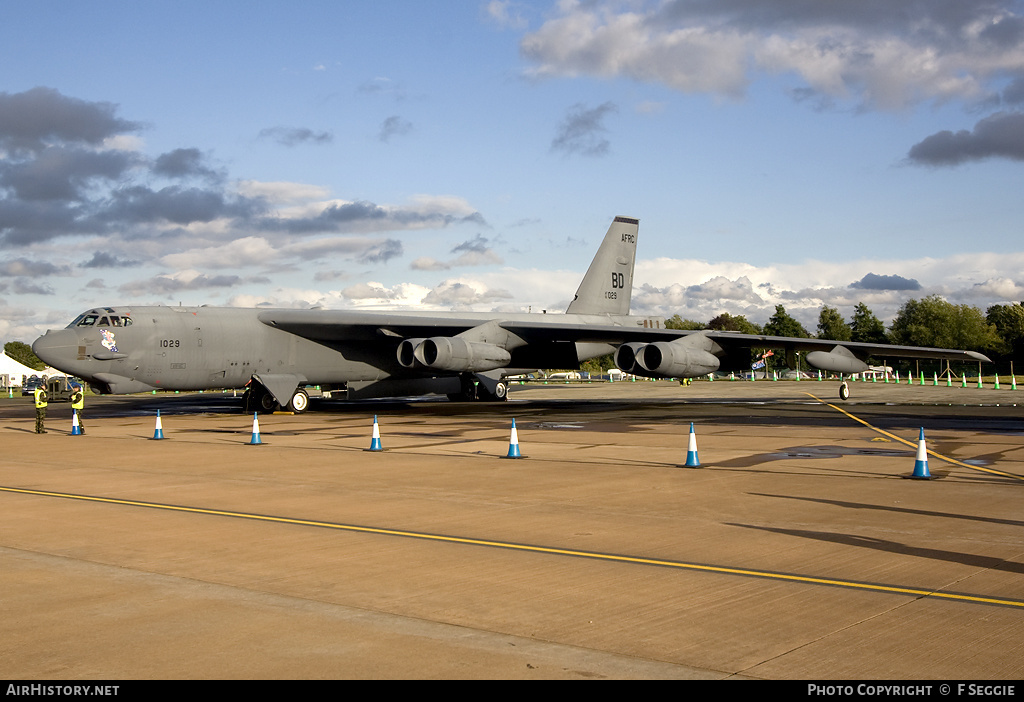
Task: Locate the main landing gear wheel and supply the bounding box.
[479,380,508,402]
[260,391,278,412]
[839,381,850,400]
[288,388,309,413]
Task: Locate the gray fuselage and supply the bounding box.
[32,305,665,395]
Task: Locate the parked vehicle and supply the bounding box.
[21,376,43,396]
[44,376,82,401]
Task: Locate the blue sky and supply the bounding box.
[2,0,1024,343]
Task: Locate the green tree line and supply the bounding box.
[666,297,1024,373]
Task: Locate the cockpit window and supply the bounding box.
[66,309,131,329]
[73,314,100,327]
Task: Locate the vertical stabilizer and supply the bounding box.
[566,216,638,316]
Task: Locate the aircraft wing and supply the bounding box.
[498,321,990,361]
[259,310,990,372]
[257,310,495,342]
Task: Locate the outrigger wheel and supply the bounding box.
[839,381,850,401]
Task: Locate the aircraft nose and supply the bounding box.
[32,329,79,367]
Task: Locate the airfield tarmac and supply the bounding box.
[1,379,1022,679]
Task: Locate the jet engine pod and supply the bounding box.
[413,337,511,373]
[637,340,720,378]
[805,346,869,374]
[397,338,428,368]
[614,342,648,375]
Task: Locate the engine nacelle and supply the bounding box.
[613,342,648,375]
[404,337,511,373]
[397,338,429,368]
[615,339,721,378]
[805,346,868,374]
[638,340,721,378]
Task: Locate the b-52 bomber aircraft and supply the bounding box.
[33,216,990,412]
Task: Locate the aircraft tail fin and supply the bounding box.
[565,216,638,316]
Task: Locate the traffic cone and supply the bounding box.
[994,374,1001,390]
[1013,375,1018,390]
[248,413,263,445]
[151,410,165,440]
[961,373,967,388]
[895,370,900,383]
[367,415,383,452]
[684,422,700,468]
[977,372,983,389]
[70,409,82,436]
[910,428,931,480]
[505,418,523,458]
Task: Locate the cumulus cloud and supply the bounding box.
[907,111,1024,165]
[0,258,72,277]
[152,148,223,180]
[0,86,484,269]
[80,251,140,268]
[484,1,528,30]
[551,102,617,156]
[408,234,503,270]
[340,282,402,300]
[850,272,922,291]
[422,280,513,309]
[521,1,1024,111]
[963,277,1024,300]
[628,250,1024,328]
[257,126,333,147]
[117,269,244,297]
[378,116,413,142]
[0,86,141,154]
[13,278,55,295]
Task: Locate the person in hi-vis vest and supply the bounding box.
[71,386,85,435]
[34,386,48,434]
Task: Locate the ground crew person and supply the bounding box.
[71,386,85,435]
[34,385,47,434]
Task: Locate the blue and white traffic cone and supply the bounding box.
[910,427,931,480]
[248,413,263,445]
[70,409,82,436]
[151,410,165,440]
[367,415,383,452]
[505,418,522,458]
[684,422,700,467]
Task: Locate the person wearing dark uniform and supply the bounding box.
[34,386,48,434]
[71,386,85,435]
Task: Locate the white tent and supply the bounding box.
[0,349,47,387]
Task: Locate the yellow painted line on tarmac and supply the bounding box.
[804,393,1024,482]
[2,484,1022,610]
